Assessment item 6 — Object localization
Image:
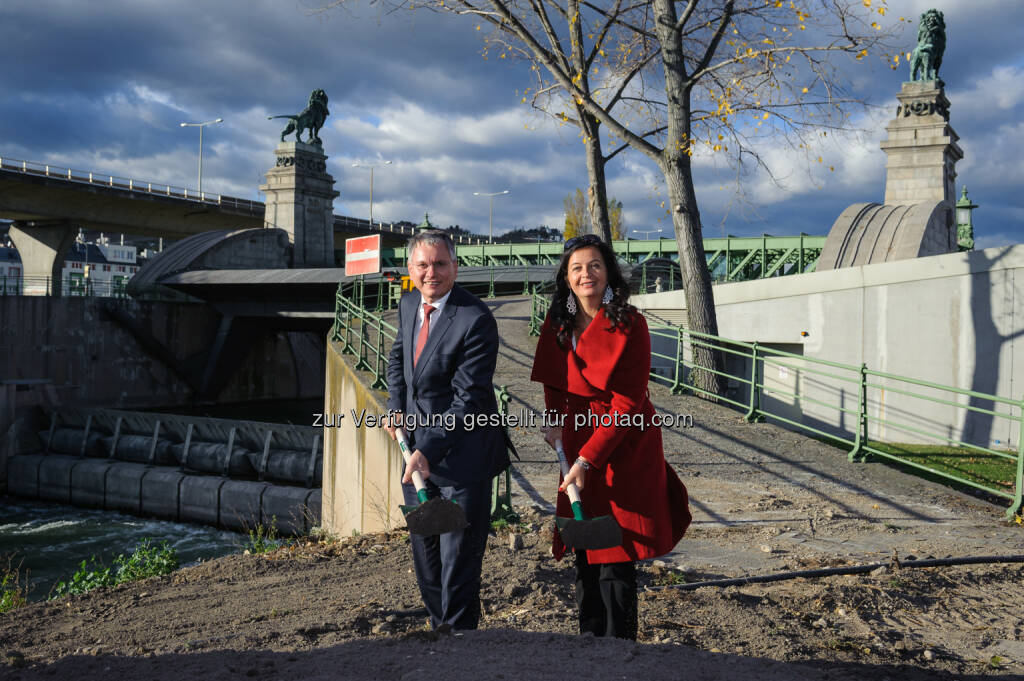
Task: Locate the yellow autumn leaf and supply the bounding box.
[801,86,808,93]
[762,112,770,119]
[856,49,867,60]
[871,22,880,29]
[475,25,481,30]
[829,166,835,171]
[862,0,870,7]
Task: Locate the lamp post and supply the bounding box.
[352,161,392,227]
[632,228,662,240]
[179,118,223,195]
[473,190,510,242]
[955,186,977,252]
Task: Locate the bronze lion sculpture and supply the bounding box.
[269,89,330,145]
[909,9,945,82]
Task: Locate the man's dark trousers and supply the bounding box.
[402,478,491,630]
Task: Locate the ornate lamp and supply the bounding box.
[416,213,435,232]
[955,186,977,252]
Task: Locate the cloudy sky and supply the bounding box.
[2,0,1021,248]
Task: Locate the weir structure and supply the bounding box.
[4,407,321,534]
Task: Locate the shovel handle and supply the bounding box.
[554,440,587,521]
[396,429,429,504]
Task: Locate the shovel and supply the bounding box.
[554,440,622,551]
[395,428,469,535]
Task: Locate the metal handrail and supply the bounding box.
[2,274,183,300]
[526,289,1024,519]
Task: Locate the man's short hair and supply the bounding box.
[407,230,456,262]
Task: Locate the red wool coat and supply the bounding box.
[530,308,691,563]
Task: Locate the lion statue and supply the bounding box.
[909,9,945,82]
[268,89,329,145]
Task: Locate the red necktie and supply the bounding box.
[413,304,435,367]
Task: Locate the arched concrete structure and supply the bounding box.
[817,201,956,271]
[127,227,290,296]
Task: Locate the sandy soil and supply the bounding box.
[3,296,1023,680]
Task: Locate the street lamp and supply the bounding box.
[473,189,510,242]
[179,118,223,195]
[955,186,977,252]
[352,161,393,227]
[632,228,662,240]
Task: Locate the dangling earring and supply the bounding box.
[602,285,613,305]
[566,294,577,315]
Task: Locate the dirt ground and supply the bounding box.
[1,521,1023,680]
[3,296,1024,680]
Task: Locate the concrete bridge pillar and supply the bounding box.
[260,142,340,268]
[7,221,77,296]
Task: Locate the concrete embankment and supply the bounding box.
[5,408,321,534]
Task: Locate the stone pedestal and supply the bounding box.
[260,142,339,268]
[880,81,963,207]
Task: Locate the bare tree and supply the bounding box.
[319,0,898,395]
[565,188,624,240]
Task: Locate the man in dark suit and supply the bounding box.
[386,229,509,631]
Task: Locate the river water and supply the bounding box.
[0,499,241,601]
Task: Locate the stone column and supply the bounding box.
[880,81,963,208]
[7,221,77,296]
[260,142,339,268]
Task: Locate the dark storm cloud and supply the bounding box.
[0,0,1021,242]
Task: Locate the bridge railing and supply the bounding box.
[527,290,1024,519]
[0,156,263,214]
[2,275,183,300]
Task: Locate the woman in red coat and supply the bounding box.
[530,234,691,640]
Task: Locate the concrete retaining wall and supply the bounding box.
[635,245,1024,449]
[0,296,322,408]
[322,340,405,536]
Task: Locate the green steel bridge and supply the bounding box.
[379,234,825,282]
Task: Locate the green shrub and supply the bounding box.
[1,562,28,614]
[52,539,178,598]
[244,520,283,555]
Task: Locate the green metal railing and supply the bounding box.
[528,290,1024,519]
[380,234,824,281]
[331,281,518,523]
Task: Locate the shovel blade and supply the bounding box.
[405,498,469,536]
[556,514,623,551]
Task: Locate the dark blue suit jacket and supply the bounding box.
[386,285,509,485]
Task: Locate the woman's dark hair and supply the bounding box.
[549,236,635,348]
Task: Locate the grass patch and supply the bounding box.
[864,442,1018,493]
[51,539,178,598]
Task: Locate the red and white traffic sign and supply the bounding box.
[344,235,381,276]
